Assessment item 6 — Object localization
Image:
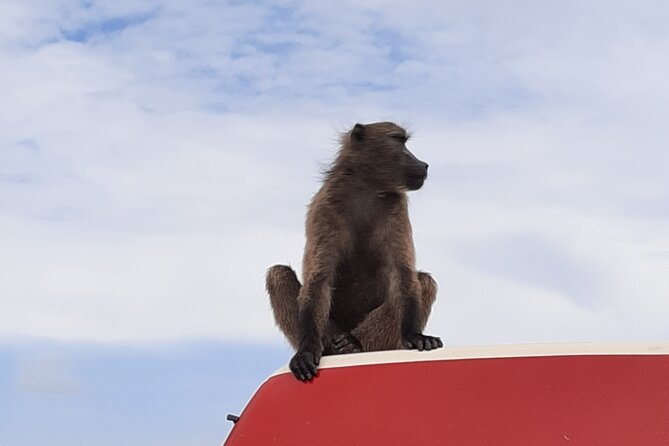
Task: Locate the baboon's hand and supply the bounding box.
[403,333,443,351]
[289,349,321,381]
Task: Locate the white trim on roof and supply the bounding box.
[271,342,669,377]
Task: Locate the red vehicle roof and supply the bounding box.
[225,343,669,445]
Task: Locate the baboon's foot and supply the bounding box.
[403,333,443,351]
[324,333,362,355]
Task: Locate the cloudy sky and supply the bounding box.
[2,0,669,444]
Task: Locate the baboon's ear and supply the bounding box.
[350,123,365,142]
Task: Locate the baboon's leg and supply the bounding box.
[351,267,404,351]
[417,271,438,332]
[351,300,403,351]
[266,265,301,349]
[266,265,358,354]
[351,271,439,352]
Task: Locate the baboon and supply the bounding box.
[266,122,442,381]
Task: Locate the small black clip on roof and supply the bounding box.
[226,414,240,424]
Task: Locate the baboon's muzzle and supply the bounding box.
[405,159,429,190]
[404,151,429,190]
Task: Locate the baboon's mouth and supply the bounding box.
[405,174,427,190]
[408,173,428,183]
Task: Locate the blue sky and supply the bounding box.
[2,1,669,444]
[0,339,291,444]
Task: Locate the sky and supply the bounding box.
[1,0,669,444]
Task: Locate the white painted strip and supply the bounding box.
[270,342,669,377]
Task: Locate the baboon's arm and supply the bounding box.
[290,226,343,381]
[399,268,423,338]
[392,221,442,352]
[399,267,442,351]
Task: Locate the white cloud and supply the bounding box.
[1,0,668,343]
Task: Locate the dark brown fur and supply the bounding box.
[266,122,441,381]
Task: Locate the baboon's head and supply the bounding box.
[347,122,429,192]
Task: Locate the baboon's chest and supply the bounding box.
[338,199,398,284]
[330,233,391,329]
[329,194,403,327]
[345,191,399,230]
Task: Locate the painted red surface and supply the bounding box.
[225,354,669,445]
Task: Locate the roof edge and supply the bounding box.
[271,342,669,377]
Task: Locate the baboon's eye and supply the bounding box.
[391,134,408,143]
